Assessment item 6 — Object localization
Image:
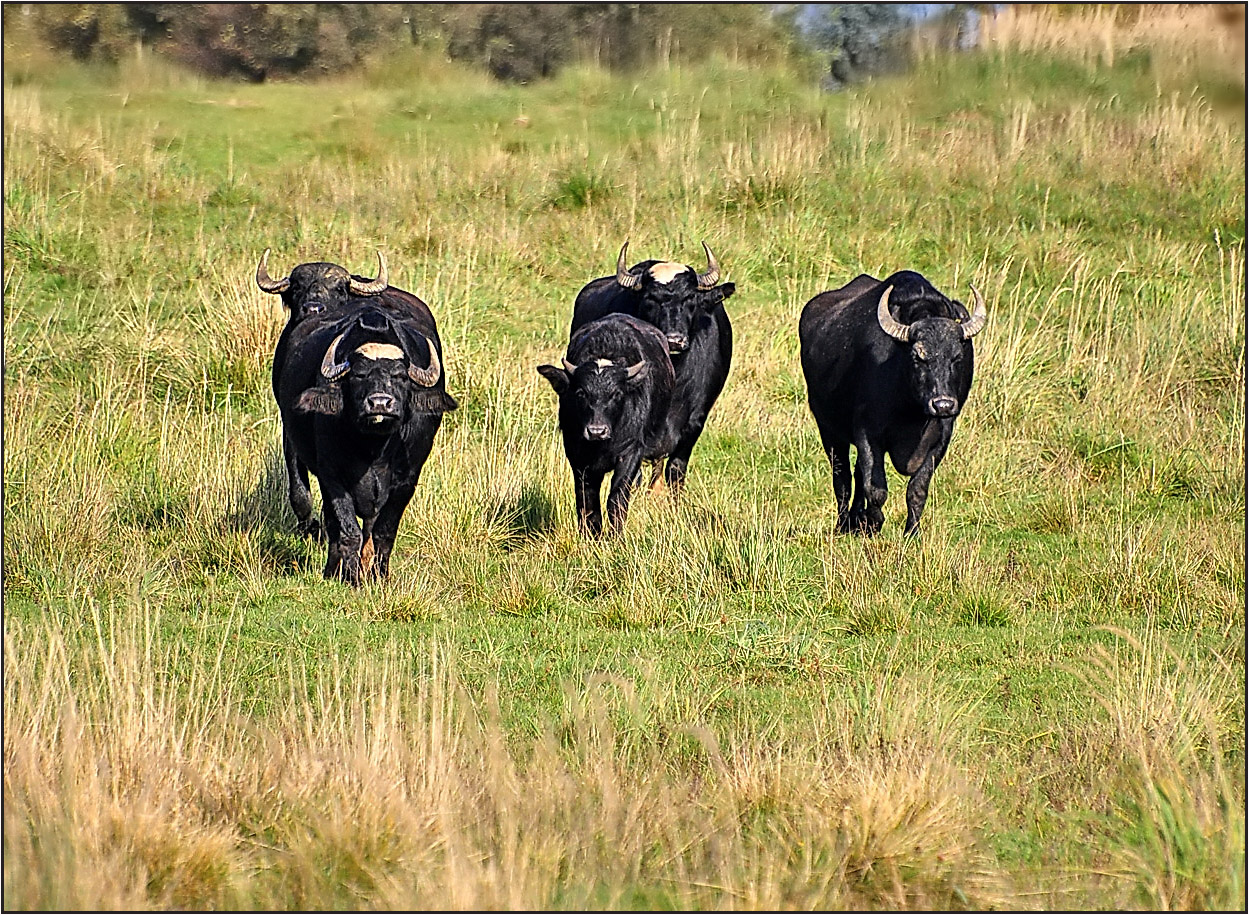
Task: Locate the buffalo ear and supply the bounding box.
[409,389,458,414]
[702,282,736,309]
[536,364,569,394]
[295,386,343,416]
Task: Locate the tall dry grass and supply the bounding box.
[3,597,1008,910]
[981,4,1246,84]
[1081,628,1245,910]
[6,599,1239,909]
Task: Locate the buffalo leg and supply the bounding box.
[284,432,321,538]
[606,454,644,535]
[904,436,950,537]
[664,422,703,495]
[574,468,606,538]
[851,437,888,535]
[366,485,415,581]
[904,459,935,537]
[319,482,364,585]
[820,433,853,533]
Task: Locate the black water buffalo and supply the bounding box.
[258,249,395,537]
[569,241,734,493]
[799,270,987,536]
[273,292,456,585]
[537,314,676,537]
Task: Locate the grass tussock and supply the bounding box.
[1079,629,1245,910]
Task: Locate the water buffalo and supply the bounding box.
[569,241,734,493]
[272,288,456,585]
[799,270,987,536]
[537,314,676,537]
[257,249,395,537]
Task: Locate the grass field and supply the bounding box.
[3,25,1246,911]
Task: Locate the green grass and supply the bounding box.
[3,42,1245,910]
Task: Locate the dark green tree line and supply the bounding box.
[9,3,962,86]
[9,2,803,83]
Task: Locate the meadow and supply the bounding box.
[3,18,1246,910]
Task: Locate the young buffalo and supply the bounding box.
[569,241,735,494]
[538,314,676,537]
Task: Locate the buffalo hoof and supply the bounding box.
[296,517,324,540]
[846,512,882,537]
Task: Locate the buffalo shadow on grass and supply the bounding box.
[481,479,558,550]
[223,444,319,575]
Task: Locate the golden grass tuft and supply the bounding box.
[1077,628,1245,910]
[982,4,1246,84]
[3,599,1014,909]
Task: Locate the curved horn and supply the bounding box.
[695,240,720,290]
[406,335,442,387]
[615,241,641,289]
[876,286,911,343]
[562,357,578,375]
[320,333,351,381]
[349,250,388,296]
[255,248,290,294]
[961,285,987,339]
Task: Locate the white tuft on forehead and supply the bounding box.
[648,262,688,285]
[354,342,405,361]
[594,358,615,369]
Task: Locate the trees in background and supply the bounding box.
[21,3,403,80]
[802,3,909,90]
[8,3,957,87]
[12,3,805,82]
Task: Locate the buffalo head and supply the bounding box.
[257,249,388,319]
[877,284,986,418]
[538,357,648,442]
[296,308,456,430]
[612,240,735,355]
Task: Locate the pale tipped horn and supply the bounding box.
[695,240,720,289]
[320,333,350,381]
[256,248,290,294]
[406,335,441,387]
[562,357,578,375]
[349,250,388,296]
[615,241,641,289]
[961,285,987,339]
[876,286,911,343]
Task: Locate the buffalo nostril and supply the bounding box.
[929,397,958,416]
[366,393,396,413]
[585,424,611,441]
[666,335,688,353]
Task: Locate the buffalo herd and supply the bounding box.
[259,244,986,584]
